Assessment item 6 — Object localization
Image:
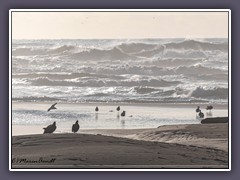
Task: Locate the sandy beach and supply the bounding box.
[12,121,228,169]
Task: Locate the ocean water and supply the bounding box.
[11,38,229,130]
[12,103,228,134]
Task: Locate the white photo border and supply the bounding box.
[9,9,231,171]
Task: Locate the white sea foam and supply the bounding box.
[12,38,229,104]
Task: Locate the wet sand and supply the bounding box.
[12,122,229,169]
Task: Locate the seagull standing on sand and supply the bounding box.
[48,103,57,112]
[72,120,80,133]
[199,110,204,118]
[43,121,57,134]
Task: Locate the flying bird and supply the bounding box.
[48,103,57,112]
[72,120,80,133]
[43,122,56,134]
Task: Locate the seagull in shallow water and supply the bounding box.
[43,121,56,134]
[206,105,213,110]
[199,110,204,118]
[196,106,200,113]
[72,120,80,133]
[95,106,99,112]
[121,111,126,117]
[117,106,120,112]
[48,103,57,112]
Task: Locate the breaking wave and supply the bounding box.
[189,87,228,99]
[165,40,228,52]
[12,38,229,104]
[29,77,181,87]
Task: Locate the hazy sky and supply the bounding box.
[11,11,229,39]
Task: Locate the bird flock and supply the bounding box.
[43,103,214,134]
[43,103,127,134]
[196,105,213,119]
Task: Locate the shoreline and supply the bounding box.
[12,122,229,169]
[20,122,226,152]
[12,101,228,109]
[12,116,229,137]
[12,102,228,135]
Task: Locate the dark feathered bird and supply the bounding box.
[72,120,80,133]
[116,106,120,112]
[43,122,56,134]
[95,106,99,112]
[206,105,213,110]
[199,110,204,118]
[121,111,126,117]
[196,106,200,113]
[48,103,57,112]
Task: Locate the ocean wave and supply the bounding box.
[29,77,181,87]
[13,72,124,80]
[190,74,228,81]
[117,42,158,54]
[143,58,204,67]
[12,96,61,102]
[12,48,46,56]
[116,42,165,58]
[12,39,228,59]
[83,64,226,76]
[13,63,227,81]
[162,49,207,59]
[12,45,76,56]
[165,40,228,52]
[49,45,75,54]
[11,39,229,105]
[12,85,228,104]
[70,47,136,60]
[189,87,228,99]
[131,86,160,94]
[175,65,226,75]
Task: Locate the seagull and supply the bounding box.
[48,103,57,112]
[121,111,126,117]
[72,120,80,133]
[196,106,200,113]
[199,110,204,118]
[95,106,99,112]
[116,106,120,112]
[43,122,56,134]
[206,105,213,110]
